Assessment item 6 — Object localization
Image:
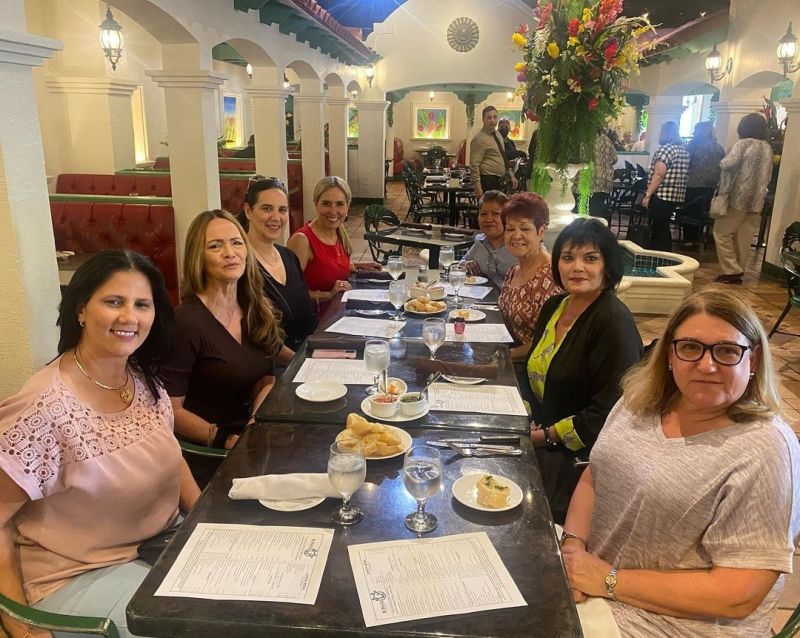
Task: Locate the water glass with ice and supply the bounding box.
[449,266,467,306]
[421,318,446,360]
[364,339,390,395]
[328,440,366,525]
[403,445,442,533]
[387,256,404,281]
[388,280,408,321]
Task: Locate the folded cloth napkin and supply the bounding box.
[414,358,499,379]
[440,226,475,237]
[354,270,393,281]
[345,299,394,310]
[307,336,367,352]
[401,222,433,231]
[229,473,341,501]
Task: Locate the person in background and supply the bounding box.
[642,121,690,251]
[630,131,647,152]
[587,129,618,222]
[162,210,284,475]
[470,105,517,198]
[562,287,799,637]
[243,177,316,359]
[622,130,633,151]
[498,192,561,361]
[498,118,522,161]
[0,250,199,638]
[686,121,725,209]
[234,134,255,158]
[287,176,380,317]
[460,190,517,288]
[712,113,774,285]
[526,218,642,522]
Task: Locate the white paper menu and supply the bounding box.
[341,289,389,302]
[348,532,526,627]
[428,383,528,416]
[445,323,513,343]
[325,317,405,338]
[154,523,333,604]
[442,284,492,299]
[292,358,374,385]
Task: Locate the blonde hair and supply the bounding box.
[312,176,352,256]
[182,209,284,355]
[622,287,780,422]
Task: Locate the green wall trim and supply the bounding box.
[50,194,173,205]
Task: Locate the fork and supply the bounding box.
[447,442,522,457]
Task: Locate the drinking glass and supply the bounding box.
[387,256,404,281]
[422,318,446,360]
[364,339,390,395]
[439,247,455,279]
[328,440,366,525]
[403,445,442,533]
[449,266,467,307]
[388,280,408,321]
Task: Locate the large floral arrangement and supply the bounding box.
[513,0,652,208]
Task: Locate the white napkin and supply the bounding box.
[576,599,623,638]
[228,473,341,501]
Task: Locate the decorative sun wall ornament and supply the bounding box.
[447,17,479,53]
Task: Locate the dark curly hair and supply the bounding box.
[551,218,624,290]
[737,113,769,141]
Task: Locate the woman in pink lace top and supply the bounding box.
[0,250,199,638]
[498,193,562,361]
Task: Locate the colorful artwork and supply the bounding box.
[497,109,525,141]
[347,107,359,138]
[412,105,450,140]
[222,94,242,148]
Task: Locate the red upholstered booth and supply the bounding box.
[50,201,178,304]
[393,137,404,175]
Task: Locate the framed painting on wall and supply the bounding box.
[497,109,525,141]
[412,104,451,140]
[347,106,359,138]
[221,93,243,148]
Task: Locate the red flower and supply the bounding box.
[525,110,539,122]
[604,40,619,62]
[517,23,530,35]
[568,19,581,36]
[536,2,553,29]
[588,97,599,111]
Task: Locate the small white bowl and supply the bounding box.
[379,377,408,396]
[368,394,399,418]
[398,391,428,417]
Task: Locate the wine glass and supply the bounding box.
[422,318,446,360]
[387,256,404,281]
[403,445,442,533]
[449,266,467,307]
[388,280,408,321]
[439,247,454,280]
[364,339,390,395]
[328,440,366,525]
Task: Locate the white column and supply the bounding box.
[146,69,226,270]
[354,99,389,201]
[764,97,800,270]
[44,77,137,172]
[644,99,685,156]
[293,92,326,220]
[0,26,63,398]
[713,100,763,151]
[326,97,349,181]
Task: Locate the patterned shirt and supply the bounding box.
[649,143,690,203]
[687,139,725,188]
[594,133,618,194]
[498,262,561,348]
[460,234,517,289]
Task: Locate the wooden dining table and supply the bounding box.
[126,277,582,637]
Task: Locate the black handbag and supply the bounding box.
[626,223,650,248]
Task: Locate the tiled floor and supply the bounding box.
[350,181,800,634]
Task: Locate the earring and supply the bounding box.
[749,372,755,379]
[79,320,85,328]
[668,363,672,371]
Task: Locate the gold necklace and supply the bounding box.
[74,352,133,404]
[262,246,280,267]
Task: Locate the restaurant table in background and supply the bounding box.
[126,423,581,638]
[423,178,476,226]
[362,225,474,269]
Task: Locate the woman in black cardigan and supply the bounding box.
[526,218,643,522]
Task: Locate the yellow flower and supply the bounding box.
[512,32,528,48]
[514,62,527,72]
[547,41,560,59]
[576,45,586,57]
[568,36,579,47]
[582,8,593,21]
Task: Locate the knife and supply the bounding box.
[427,435,520,445]
[425,441,517,451]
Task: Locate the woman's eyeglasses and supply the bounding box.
[671,339,751,366]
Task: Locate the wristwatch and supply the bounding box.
[542,426,558,450]
[605,566,618,600]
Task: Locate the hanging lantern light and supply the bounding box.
[99,5,124,71]
[704,43,732,84]
[283,74,291,90]
[364,63,375,88]
[351,89,358,99]
[246,63,253,79]
[777,22,800,76]
[428,90,436,102]
[506,91,514,102]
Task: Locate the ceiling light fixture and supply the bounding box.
[99,5,124,71]
[777,22,800,76]
[705,43,732,84]
[364,63,375,88]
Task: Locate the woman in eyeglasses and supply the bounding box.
[561,287,800,637]
[243,178,316,359]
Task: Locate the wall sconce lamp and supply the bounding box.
[364,64,375,88]
[777,22,800,76]
[99,5,124,71]
[427,90,436,102]
[283,75,291,90]
[506,91,514,103]
[351,89,358,99]
[705,43,732,84]
[246,63,253,79]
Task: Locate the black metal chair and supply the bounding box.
[671,196,713,247]
[609,177,647,236]
[363,204,401,264]
[769,221,800,338]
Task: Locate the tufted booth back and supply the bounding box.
[50,201,178,304]
[393,137,404,175]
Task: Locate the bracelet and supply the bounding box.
[560,530,588,548]
[207,424,218,448]
[542,426,558,450]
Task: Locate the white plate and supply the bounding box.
[258,496,326,512]
[465,276,488,285]
[404,300,447,315]
[451,474,523,512]
[442,232,470,240]
[441,375,487,385]
[448,309,486,322]
[360,397,429,423]
[368,425,413,460]
[354,308,389,316]
[295,381,347,402]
